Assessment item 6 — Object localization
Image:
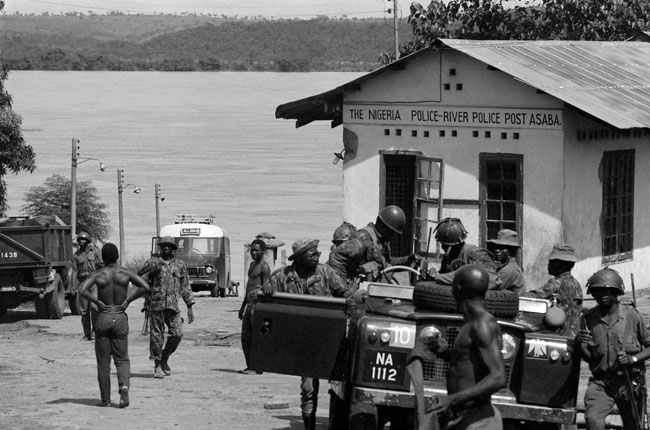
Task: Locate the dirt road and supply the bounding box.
[0,293,309,430]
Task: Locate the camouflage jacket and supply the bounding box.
[434,243,499,288]
[526,272,582,336]
[73,243,103,282]
[138,256,194,312]
[270,263,349,298]
[496,258,526,296]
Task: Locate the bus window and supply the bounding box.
[190,238,220,256]
[176,238,188,255]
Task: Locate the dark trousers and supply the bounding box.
[149,309,183,362]
[79,292,98,338]
[301,377,319,418]
[241,306,252,368]
[94,312,130,403]
[585,374,646,430]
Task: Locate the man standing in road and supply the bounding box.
[263,238,349,430]
[238,238,270,375]
[329,205,417,289]
[577,267,650,430]
[487,229,525,295]
[408,264,506,430]
[73,231,103,340]
[524,244,582,336]
[79,243,150,408]
[138,236,195,379]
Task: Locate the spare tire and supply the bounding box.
[413,282,520,319]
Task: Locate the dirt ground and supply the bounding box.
[2,290,649,430]
[0,293,311,430]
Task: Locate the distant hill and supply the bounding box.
[0,14,414,71]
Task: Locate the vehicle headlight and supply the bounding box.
[205,265,214,274]
[501,333,517,360]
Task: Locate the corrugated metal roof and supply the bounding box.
[276,39,650,129]
[438,39,650,129]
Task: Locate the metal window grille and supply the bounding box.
[602,149,634,263]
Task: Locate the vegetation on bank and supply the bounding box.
[0,13,412,72]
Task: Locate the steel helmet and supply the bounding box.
[377,205,406,235]
[76,232,91,243]
[453,264,489,297]
[586,267,625,295]
[434,218,468,245]
[332,222,357,245]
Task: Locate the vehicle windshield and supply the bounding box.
[175,238,222,256]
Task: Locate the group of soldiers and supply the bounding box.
[72,205,650,429]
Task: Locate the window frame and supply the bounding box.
[601,149,635,263]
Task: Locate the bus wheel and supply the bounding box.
[210,284,219,297]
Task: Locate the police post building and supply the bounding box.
[276,39,650,288]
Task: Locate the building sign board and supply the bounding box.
[343,105,563,130]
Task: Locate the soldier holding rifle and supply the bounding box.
[577,268,650,430]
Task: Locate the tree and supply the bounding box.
[388,0,650,61]
[0,1,36,214]
[22,174,111,242]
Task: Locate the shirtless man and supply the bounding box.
[238,239,271,374]
[408,264,506,430]
[79,243,150,408]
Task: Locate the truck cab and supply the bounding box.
[152,214,231,297]
[250,278,579,430]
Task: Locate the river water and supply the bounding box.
[4,71,363,280]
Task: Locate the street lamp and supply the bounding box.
[154,183,165,237]
[117,168,141,262]
[70,137,106,238]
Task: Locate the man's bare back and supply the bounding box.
[80,263,149,311]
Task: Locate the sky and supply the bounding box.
[3,0,398,18]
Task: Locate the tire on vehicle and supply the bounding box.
[413,282,520,319]
[45,274,66,319]
[328,393,350,430]
[210,283,219,297]
[35,297,49,319]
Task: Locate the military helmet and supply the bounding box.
[453,264,489,297]
[332,222,357,245]
[434,218,468,245]
[586,267,625,295]
[76,232,91,243]
[377,205,406,235]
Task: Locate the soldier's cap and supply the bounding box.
[487,229,520,248]
[157,236,178,250]
[548,244,576,262]
[288,238,319,261]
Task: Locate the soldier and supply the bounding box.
[330,221,357,251]
[524,244,582,336]
[431,218,499,288]
[138,236,195,379]
[487,229,525,295]
[73,231,103,340]
[576,268,650,430]
[328,205,418,289]
[263,238,349,430]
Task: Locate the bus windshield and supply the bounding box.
[175,238,222,256]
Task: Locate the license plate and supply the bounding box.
[361,350,407,385]
[1,286,16,292]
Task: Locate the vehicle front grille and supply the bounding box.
[187,267,206,278]
[421,326,512,386]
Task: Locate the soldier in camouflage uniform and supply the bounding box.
[524,244,583,336]
[138,236,195,379]
[73,232,103,340]
[264,238,349,430]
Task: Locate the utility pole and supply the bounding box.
[388,0,399,60]
[117,169,125,262]
[70,138,79,239]
[154,183,163,237]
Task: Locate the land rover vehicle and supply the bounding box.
[153,214,231,297]
[0,215,75,319]
[249,266,580,429]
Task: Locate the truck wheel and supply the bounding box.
[68,292,81,315]
[328,393,350,430]
[413,282,520,319]
[45,274,66,319]
[0,305,7,317]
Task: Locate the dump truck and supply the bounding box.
[250,266,580,430]
[0,215,75,319]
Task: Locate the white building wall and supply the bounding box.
[338,48,591,288]
[563,108,650,292]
